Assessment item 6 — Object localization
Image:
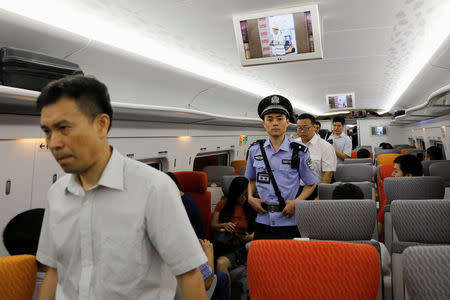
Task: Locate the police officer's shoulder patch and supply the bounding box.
[254,155,263,161]
[306,158,314,170]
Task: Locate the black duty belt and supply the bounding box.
[266,204,283,213]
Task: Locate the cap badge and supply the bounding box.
[271,96,280,104]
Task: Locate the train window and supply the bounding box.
[416,138,425,149]
[193,151,230,171]
[138,158,165,171]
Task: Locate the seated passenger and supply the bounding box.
[210,177,255,283]
[382,143,393,149]
[392,154,423,177]
[425,146,443,160]
[2,208,46,300]
[356,148,370,159]
[378,154,423,239]
[332,183,364,200]
[167,172,205,239]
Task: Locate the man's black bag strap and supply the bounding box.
[258,140,285,206]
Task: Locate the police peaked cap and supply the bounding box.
[258,95,296,123]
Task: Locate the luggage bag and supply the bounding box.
[0,47,83,91]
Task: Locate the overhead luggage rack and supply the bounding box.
[391,85,450,126]
[0,85,264,127]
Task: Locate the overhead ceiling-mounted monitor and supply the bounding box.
[233,4,323,66]
[326,92,356,110]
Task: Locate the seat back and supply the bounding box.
[221,175,238,198]
[391,199,450,244]
[343,158,372,164]
[174,171,211,236]
[335,164,373,182]
[202,166,235,186]
[384,176,445,204]
[376,153,400,165]
[429,161,450,187]
[0,255,37,300]
[401,148,421,155]
[318,129,331,140]
[230,160,247,176]
[375,149,401,159]
[239,166,246,176]
[247,240,380,300]
[356,145,373,152]
[318,181,372,200]
[422,160,449,176]
[296,200,377,240]
[393,144,410,150]
[404,246,450,300]
[404,150,425,161]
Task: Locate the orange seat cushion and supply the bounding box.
[0,255,37,300]
[231,160,247,175]
[377,153,401,165]
[248,240,380,300]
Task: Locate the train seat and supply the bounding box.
[0,255,37,300]
[391,200,450,300]
[318,181,373,201]
[221,175,239,198]
[429,161,450,187]
[400,148,421,155]
[403,150,425,161]
[350,151,374,159]
[247,240,380,300]
[239,166,246,176]
[393,145,410,150]
[383,177,445,253]
[174,171,211,238]
[377,153,401,166]
[230,160,247,175]
[403,245,450,300]
[335,163,374,182]
[202,166,235,187]
[344,158,372,164]
[421,160,449,176]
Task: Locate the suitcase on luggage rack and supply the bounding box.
[0,47,83,91]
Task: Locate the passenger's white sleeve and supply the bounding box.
[343,137,353,157]
[145,175,207,276]
[36,203,57,268]
[321,142,337,172]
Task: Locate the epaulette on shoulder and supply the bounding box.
[249,139,265,148]
[290,141,308,153]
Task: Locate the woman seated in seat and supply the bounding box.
[210,177,256,280]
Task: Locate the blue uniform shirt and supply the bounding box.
[245,137,318,227]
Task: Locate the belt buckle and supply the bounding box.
[267,204,279,213]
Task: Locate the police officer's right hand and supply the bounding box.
[248,197,268,214]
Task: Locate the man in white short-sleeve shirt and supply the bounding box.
[36,75,207,300]
[295,114,337,199]
[327,116,352,164]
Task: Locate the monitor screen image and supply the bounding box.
[371,126,387,136]
[233,4,323,66]
[326,93,355,110]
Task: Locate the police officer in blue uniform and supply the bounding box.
[245,95,318,240]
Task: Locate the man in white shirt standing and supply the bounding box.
[295,114,337,199]
[36,75,207,300]
[327,116,352,164]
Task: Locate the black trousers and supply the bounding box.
[254,223,300,240]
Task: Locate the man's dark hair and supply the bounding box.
[357,148,371,159]
[36,75,113,131]
[382,143,393,149]
[332,183,365,200]
[166,172,182,190]
[426,146,443,160]
[297,113,316,124]
[3,208,45,256]
[393,154,423,176]
[313,121,321,128]
[379,142,386,147]
[332,116,345,125]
